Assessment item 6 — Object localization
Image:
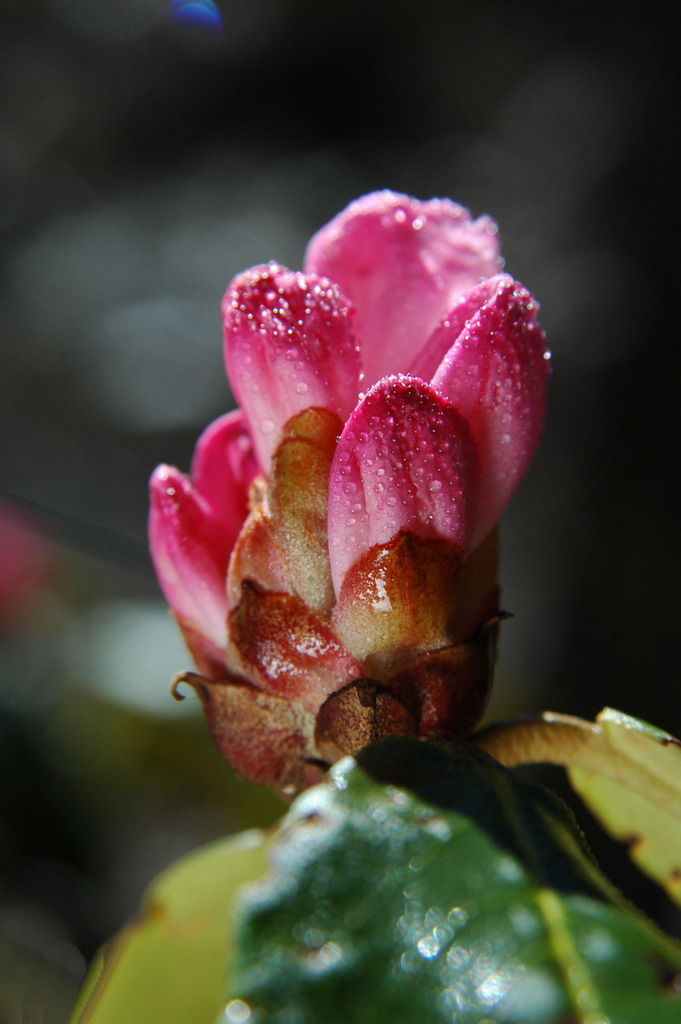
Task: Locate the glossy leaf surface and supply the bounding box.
[229,739,681,1024]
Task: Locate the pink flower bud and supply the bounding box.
[428,274,548,546]
[149,465,230,677]
[222,263,361,470]
[327,374,479,597]
[150,191,549,795]
[304,191,501,388]
[148,410,258,676]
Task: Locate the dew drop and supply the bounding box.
[447,906,469,928]
[222,999,251,1023]
[306,940,343,971]
[417,933,442,959]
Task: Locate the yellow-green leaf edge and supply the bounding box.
[570,708,681,904]
[475,706,681,905]
[70,829,267,1024]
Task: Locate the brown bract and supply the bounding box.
[173,409,502,798]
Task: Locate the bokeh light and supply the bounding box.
[168,0,223,32]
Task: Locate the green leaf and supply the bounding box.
[475,708,681,906]
[568,708,681,906]
[228,739,681,1024]
[71,829,267,1024]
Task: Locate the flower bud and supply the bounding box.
[150,191,549,796]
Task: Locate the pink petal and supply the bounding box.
[222,262,361,470]
[190,409,259,541]
[304,191,501,387]
[430,276,549,546]
[327,375,480,595]
[149,464,229,659]
[408,276,506,382]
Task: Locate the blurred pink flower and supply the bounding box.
[150,191,549,794]
[0,500,52,620]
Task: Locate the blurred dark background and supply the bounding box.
[1,0,679,1019]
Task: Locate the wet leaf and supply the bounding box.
[71,830,267,1024]
[228,739,681,1024]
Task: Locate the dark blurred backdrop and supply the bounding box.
[1,0,679,1020]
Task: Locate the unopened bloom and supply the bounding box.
[150,191,549,795]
